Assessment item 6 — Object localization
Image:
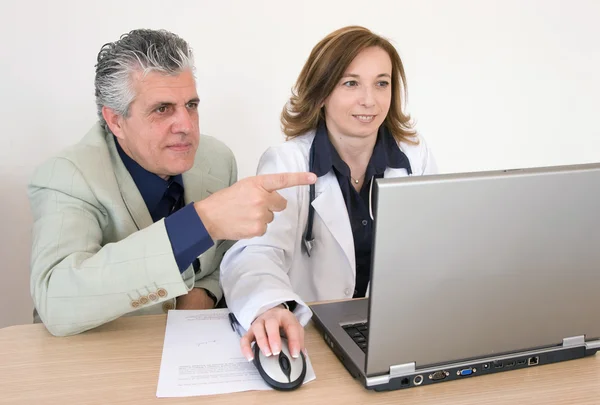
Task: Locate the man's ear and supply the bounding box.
[102,106,125,139]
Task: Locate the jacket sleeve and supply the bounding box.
[28,157,193,336]
[193,150,239,303]
[219,146,312,330]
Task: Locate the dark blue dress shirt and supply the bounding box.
[114,139,213,274]
[310,120,412,297]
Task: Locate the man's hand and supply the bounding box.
[195,172,317,241]
[240,306,304,361]
[175,288,215,310]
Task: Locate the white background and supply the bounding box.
[0,0,598,328]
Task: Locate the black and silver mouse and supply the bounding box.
[253,336,307,391]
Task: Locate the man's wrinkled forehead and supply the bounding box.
[130,69,198,108]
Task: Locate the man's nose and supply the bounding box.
[171,107,195,134]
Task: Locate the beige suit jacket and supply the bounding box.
[28,124,237,336]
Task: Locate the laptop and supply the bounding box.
[310,162,600,391]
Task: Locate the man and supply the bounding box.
[27,29,316,337]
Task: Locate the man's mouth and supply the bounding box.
[166,143,192,152]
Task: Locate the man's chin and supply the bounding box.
[164,160,195,177]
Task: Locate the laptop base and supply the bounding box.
[311,302,599,391]
[368,347,598,392]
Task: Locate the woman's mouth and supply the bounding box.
[353,114,376,123]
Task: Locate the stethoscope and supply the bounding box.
[301,139,412,257]
[302,141,317,256]
[301,171,376,257]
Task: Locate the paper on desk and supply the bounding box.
[156,308,316,397]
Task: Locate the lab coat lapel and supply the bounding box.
[311,172,356,273]
[383,166,410,178]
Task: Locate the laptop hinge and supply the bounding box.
[563,335,600,350]
[585,340,600,350]
[563,335,586,348]
[389,362,416,378]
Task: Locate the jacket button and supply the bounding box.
[148,293,158,301]
[157,288,168,298]
[139,296,149,305]
[162,301,174,313]
[131,300,140,308]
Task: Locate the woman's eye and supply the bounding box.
[377,81,390,87]
[343,80,358,87]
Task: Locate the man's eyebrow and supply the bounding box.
[148,101,175,110]
[146,98,200,112]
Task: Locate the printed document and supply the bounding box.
[156,308,316,397]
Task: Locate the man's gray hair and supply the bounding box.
[94,29,195,133]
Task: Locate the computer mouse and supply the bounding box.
[253,336,307,391]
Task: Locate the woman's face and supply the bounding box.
[323,46,392,141]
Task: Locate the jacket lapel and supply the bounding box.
[106,132,225,230]
[311,172,356,273]
[182,168,224,204]
[106,135,154,231]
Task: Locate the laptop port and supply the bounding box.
[528,356,539,366]
[413,375,423,385]
[457,367,473,376]
[493,361,503,369]
[517,359,526,365]
[400,377,410,386]
[429,371,448,381]
[505,361,515,367]
[482,363,490,370]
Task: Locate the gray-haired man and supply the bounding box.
[28,29,316,336]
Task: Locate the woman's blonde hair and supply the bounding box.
[281,26,417,144]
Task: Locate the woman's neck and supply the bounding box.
[328,131,377,178]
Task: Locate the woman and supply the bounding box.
[221,26,437,361]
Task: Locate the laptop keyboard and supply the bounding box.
[342,322,369,352]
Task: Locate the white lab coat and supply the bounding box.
[220,130,438,330]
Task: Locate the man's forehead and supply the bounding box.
[132,70,198,102]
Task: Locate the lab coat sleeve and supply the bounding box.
[419,134,439,175]
[220,144,312,330]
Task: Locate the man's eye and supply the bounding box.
[187,102,199,109]
[156,106,167,113]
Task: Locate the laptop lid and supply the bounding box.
[365,163,600,377]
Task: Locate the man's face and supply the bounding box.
[109,69,200,179]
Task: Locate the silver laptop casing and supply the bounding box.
[311,163,600,390]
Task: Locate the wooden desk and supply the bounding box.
[1,315,599,405]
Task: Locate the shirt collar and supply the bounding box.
[114,137,184,213]
[310,120,412,178]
